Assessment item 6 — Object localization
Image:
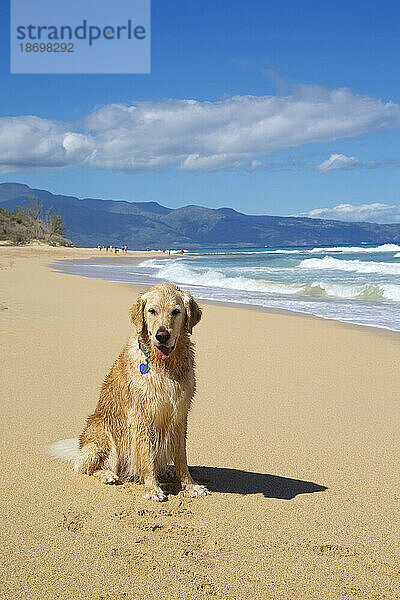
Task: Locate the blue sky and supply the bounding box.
[1,0,400,221]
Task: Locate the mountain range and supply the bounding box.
[1,182,400,248]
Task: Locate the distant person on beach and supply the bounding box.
[180,249,184,255]
[168,248,171,256]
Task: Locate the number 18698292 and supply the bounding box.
[19,42,74,52]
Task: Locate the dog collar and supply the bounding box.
[138,341,150,374]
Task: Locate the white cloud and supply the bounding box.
[248,159,271,171]
[296,203,400,223]
[1,85,400,173]
[0,116,95,173]
[315,154,400,173]
[316,153,361,172]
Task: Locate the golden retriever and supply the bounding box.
[49,282,209,501]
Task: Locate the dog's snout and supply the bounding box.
[155,329,171,343]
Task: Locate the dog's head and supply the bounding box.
[129,283,202,360]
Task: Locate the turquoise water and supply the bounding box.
[54,243,400,331]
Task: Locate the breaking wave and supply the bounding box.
[306,244,400,254]
[193,244,400,256]
[138,259,400,303]
[298,256,400,275]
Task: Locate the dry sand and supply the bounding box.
[0,244,400,600]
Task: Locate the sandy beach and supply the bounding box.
[1,244,399,600]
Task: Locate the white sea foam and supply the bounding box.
[263,244,400,255]
[137,259,400,303]
[264,243,400,255]
[189,244,400,256]
[379,284,400,302]
[149,261,269,292]
[304,281,400,302]
[261,280,400,301]
[298,256,400,275]
[140,260,299,294]
[307,244,400,254]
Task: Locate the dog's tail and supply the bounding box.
[46,438,80,462]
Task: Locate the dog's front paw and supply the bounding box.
[143,486,167,502]
[186,483,210,497]
[94,469,120,485]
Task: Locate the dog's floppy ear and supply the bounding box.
[182,290,202,334]
[129,292,149,334]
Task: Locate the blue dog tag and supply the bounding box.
[140,363,150,374]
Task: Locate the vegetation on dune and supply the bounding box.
[0,196,74,246]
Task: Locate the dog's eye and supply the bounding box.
[171,309,181,316]
[148,308,156,315]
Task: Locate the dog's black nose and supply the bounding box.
[155,329,171,343]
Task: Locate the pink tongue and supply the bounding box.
[155,345,172,360]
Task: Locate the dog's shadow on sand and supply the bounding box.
[189,466,327,500]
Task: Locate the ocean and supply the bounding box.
[53,243,400,332]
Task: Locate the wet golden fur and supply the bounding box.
[74,282,209,501]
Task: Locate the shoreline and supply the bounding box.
[50,251,400,340]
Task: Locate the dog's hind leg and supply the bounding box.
[74,415,118,483]
[73,442,120,484]
[73,442,104,474]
